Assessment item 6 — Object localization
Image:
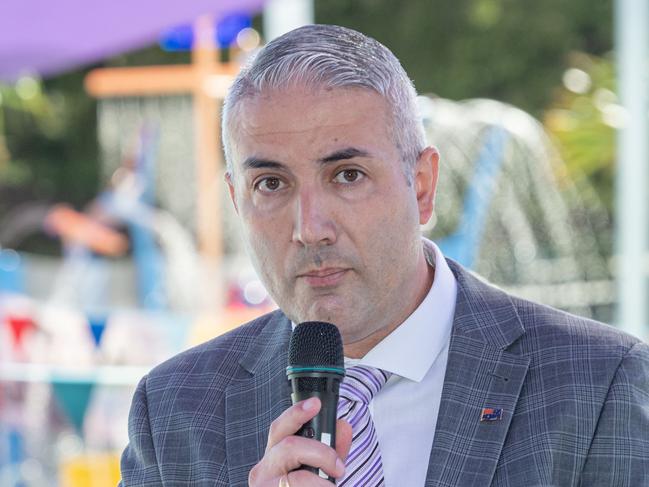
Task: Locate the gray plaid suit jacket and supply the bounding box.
[120,259,649,486]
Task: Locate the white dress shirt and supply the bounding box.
[344,239,457,486]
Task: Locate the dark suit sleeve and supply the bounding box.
[580,341,649,486]
[119,375,163,486]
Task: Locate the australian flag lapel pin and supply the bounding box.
[480,407,503,422]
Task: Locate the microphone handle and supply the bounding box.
[290,376,341,483]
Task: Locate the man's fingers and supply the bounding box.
[266,398,321,451]
[286,469,343,486]
[251,435,345,485]
[272,435,345,478]
[252,397,350,486]
[335,419,352,463]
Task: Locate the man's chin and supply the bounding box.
[292,297,350,326]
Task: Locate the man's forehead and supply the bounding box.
[236,86,387,128]
[226,86,394,173]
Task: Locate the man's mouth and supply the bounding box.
[298,268,350,287]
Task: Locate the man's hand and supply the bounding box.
[248,397,352,486]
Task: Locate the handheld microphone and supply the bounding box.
[286,321,345,483]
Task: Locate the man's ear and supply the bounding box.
[414,146,439,225]
[225,171,239,214]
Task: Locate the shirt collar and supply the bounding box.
[347,239,457,382]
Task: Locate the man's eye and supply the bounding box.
[255,177,285,192]
[334,169,364,184]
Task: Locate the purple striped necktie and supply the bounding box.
[337,365,391,487]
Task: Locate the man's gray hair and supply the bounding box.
[222,24,426,179]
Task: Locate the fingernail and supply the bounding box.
[302,398,317,411]
[336,458,345,475]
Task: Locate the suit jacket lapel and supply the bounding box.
[224,312,293,486]
[425,260,530,486]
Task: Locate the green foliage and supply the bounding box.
[544,54,616,213]
[315,0,612,116]
[1,70,99,211]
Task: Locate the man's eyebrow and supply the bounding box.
[241,148,370,170]
[242,157,285,171]
[318,147,371,164]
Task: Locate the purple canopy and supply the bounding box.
[0,0,266,81]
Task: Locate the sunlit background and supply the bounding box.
[1,0,647,485]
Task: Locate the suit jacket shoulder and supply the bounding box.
[147,308,285,386]
[504,294,649,486]
[120,309,291,486]
[450,259,640,354]
[429,260,649,487]
[509,291,640,354]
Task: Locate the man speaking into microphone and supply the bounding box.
[119,25,649,486]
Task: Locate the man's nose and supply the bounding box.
[291,189,337,246]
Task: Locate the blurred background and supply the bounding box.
[1,0,647,485]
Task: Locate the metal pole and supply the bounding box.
[615,0,649,340]
[263,0,314,41]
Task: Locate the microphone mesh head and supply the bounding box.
[288,321,344,368]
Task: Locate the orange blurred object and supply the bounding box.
[45,205,129,256]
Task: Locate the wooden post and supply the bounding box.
[192,15,223,261]
[84,17,238,316]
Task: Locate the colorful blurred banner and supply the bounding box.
[52,380,95,433]
[87,315,108,348]
[5,314,36,352]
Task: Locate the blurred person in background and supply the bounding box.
[119,25,649,487]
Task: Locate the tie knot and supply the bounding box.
[339,365,390,404]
